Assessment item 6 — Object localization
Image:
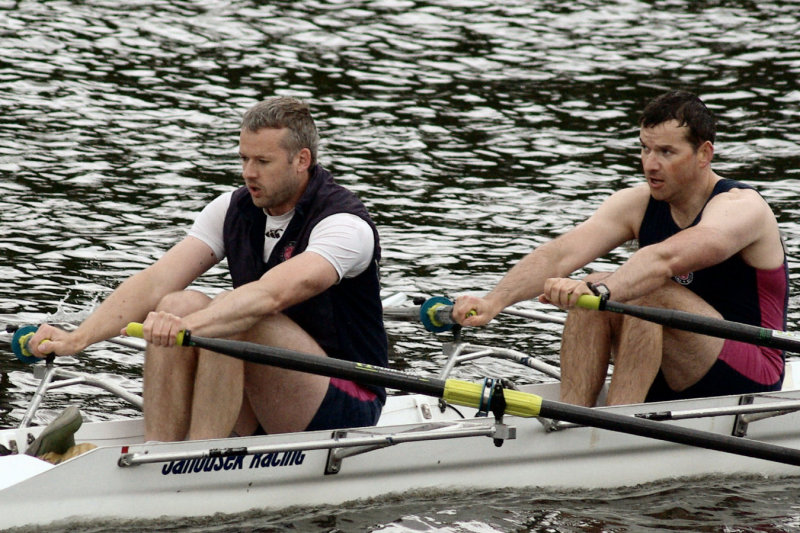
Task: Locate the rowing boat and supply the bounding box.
[2,298,800,529]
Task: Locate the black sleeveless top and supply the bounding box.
[638,178,787,329]
[222,165,388,401]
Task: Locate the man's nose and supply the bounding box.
[642,151,659,171]
[242,159,257,178]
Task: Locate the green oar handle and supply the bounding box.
[576,294,604,310]
[125,323,187,346]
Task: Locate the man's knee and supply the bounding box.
[564,294,623,339]
[565,306,597,325]
[565,304,612,328]
[155,290,212,315]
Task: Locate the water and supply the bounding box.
[2,0,800,530]
[16,477,800,532]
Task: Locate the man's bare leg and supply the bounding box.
[560,279,721,407]
[242,313,330,434]
[143,344,198,441]
[143,290,211,442]
[605,315,661,405]
[231,394,259,437]
[597,283,721,406]
[145,292,335,439]
[186,350,244,440]
[559,307,616,406]
[630,283,722,393]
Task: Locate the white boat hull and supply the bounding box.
[3,377,800,529]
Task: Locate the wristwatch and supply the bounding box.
[587,282,611,307]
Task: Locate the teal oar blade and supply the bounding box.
[125,322,800,467]
[577,295,800,353]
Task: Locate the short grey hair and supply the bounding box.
[241,97,319,165]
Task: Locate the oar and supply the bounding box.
[3,294,404,361]
[383,296,565,333]
[4,324,146,364]
[125,322,800,467]
[576,295,800,353]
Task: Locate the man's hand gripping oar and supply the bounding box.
[7,325,55,364]
[7,323,144,365]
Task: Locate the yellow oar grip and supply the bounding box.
[442,380,543,418]
[125,322,186,346]
[125,322,144,338]
[576,294,602,310]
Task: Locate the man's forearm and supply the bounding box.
[485,245,565,308]
[71,270,168,348]
[601,245,673,303]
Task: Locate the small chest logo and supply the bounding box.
[265,228,283,239]
[673,272,694,285]
[282,241,296,261]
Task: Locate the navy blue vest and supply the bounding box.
[223,165,388,401]
[638,178,788,327]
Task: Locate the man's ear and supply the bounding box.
[295,147,312,173]
[698,140,713,167]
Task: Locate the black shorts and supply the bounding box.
[645,358,784,403]
[253,378,384,434]
[305,378,384,431]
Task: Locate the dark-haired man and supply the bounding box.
[454,90,787,406]
[30,97,388,440]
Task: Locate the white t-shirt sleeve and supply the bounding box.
[305,213,375,280]
[187,190,233,261]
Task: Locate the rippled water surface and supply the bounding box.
[2,0,800,531]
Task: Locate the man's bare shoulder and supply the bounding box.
[705,185,774,216]
[613,183,651,201]
[700,183,783,269]
[574,183,650,244]
[712,184,763,201]
[595,183,651,220]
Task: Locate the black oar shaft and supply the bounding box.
[123,323,800,467]
[609,301,782,345]
[538,400,800,466]
[184,335,800,466]
[577,295,800,353]
[182,334,447,398]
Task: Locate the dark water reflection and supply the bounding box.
[2,0,800,530]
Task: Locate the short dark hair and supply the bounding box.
[241,97,320,165]
[639,91,716,150]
